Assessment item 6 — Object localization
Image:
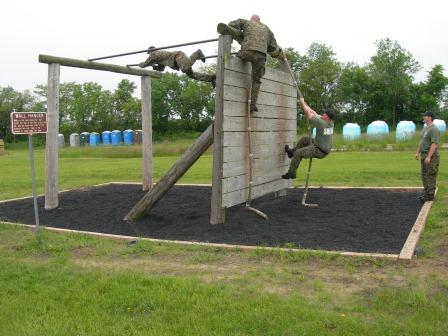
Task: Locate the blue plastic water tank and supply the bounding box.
[396,121,416,141]
[89,132,100,146]
[111,130,122,146]
[434,119,447,133]
[123,129,134,145]
[102,131,111,145]
[367,121,389,138]
[342,123,361,141]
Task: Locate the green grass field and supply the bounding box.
[1,144,447,335]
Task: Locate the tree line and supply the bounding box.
[1,38,447,142]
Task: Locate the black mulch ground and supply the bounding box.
[0,184,424,254]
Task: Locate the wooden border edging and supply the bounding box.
[0,221,399,260]
[398,191,437,262]
[1,183,434,262]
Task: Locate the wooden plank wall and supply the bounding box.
[220,57,297,208]
[0,139,4,155]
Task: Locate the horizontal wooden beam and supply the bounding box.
[38,54,162,78]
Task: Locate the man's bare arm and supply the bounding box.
[299,97,318,120]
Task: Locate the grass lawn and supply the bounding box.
[1,144,447,335]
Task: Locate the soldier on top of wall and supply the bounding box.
[217,14,282,113]
[138,47,216,88]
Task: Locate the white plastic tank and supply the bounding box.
[396,121,416,141]
[342,123,361,141]
[367,120,389,138]
[434,119,447,133]
[58,134,65,148]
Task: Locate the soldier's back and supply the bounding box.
[241,21,272,54]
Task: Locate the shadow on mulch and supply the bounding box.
[0,184,423,254]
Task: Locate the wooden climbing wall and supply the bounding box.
[211,35,297,224]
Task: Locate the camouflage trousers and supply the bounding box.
[144,50,215,83]
[237,50,266,108]
[288,136,328,174]
[176,51,215,83]
[421,151,439,200]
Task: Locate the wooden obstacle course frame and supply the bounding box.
[38,55,161,210]
[0,184,434,261]
[124,35,297,224]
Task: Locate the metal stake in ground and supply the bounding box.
[10,111,48,239]
[281,51,317,207]
[28,133,41,232]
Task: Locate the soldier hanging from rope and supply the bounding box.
[138,47,216,88]
[217,14,282,113]
[281,97,335,179]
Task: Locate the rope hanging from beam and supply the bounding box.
[281,52,317,207]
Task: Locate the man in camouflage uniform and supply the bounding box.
[139,47,216,87]
[217,15,282,113]
[281,97,335,179]
[415,111,440,203]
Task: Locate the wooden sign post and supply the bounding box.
[11,112,48,235]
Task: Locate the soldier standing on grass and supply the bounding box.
[415,111,440,203]
[217,14,282,113]
[138,47,216,87]
[281,97,334,179]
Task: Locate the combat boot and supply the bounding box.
[216,23,243,42]
[250,104,258,113]
[152,64,166,72]
[195,49,206,63]
[284,145,294,158]
[281,171,296,179]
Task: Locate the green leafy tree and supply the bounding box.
[408,65,448,122]
[113,79,140,130]
[0,86,37,141]
[297,43,342,112]
[151,73,183,133]
[368,38,420,126]
[338,63,371,125]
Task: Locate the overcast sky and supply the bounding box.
[1,0,447,94]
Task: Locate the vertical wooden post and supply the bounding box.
[210,35,232,224]
[141,76,152,191]
[45,63,60,210]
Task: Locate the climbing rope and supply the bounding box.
[245,78,268,220]
[281,52,318,207]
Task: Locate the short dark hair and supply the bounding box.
[422,111,435,121]
[323,109,335,120]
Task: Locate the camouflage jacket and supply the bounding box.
[228,19,280,56]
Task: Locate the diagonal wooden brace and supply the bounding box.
[125,124,214,221]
